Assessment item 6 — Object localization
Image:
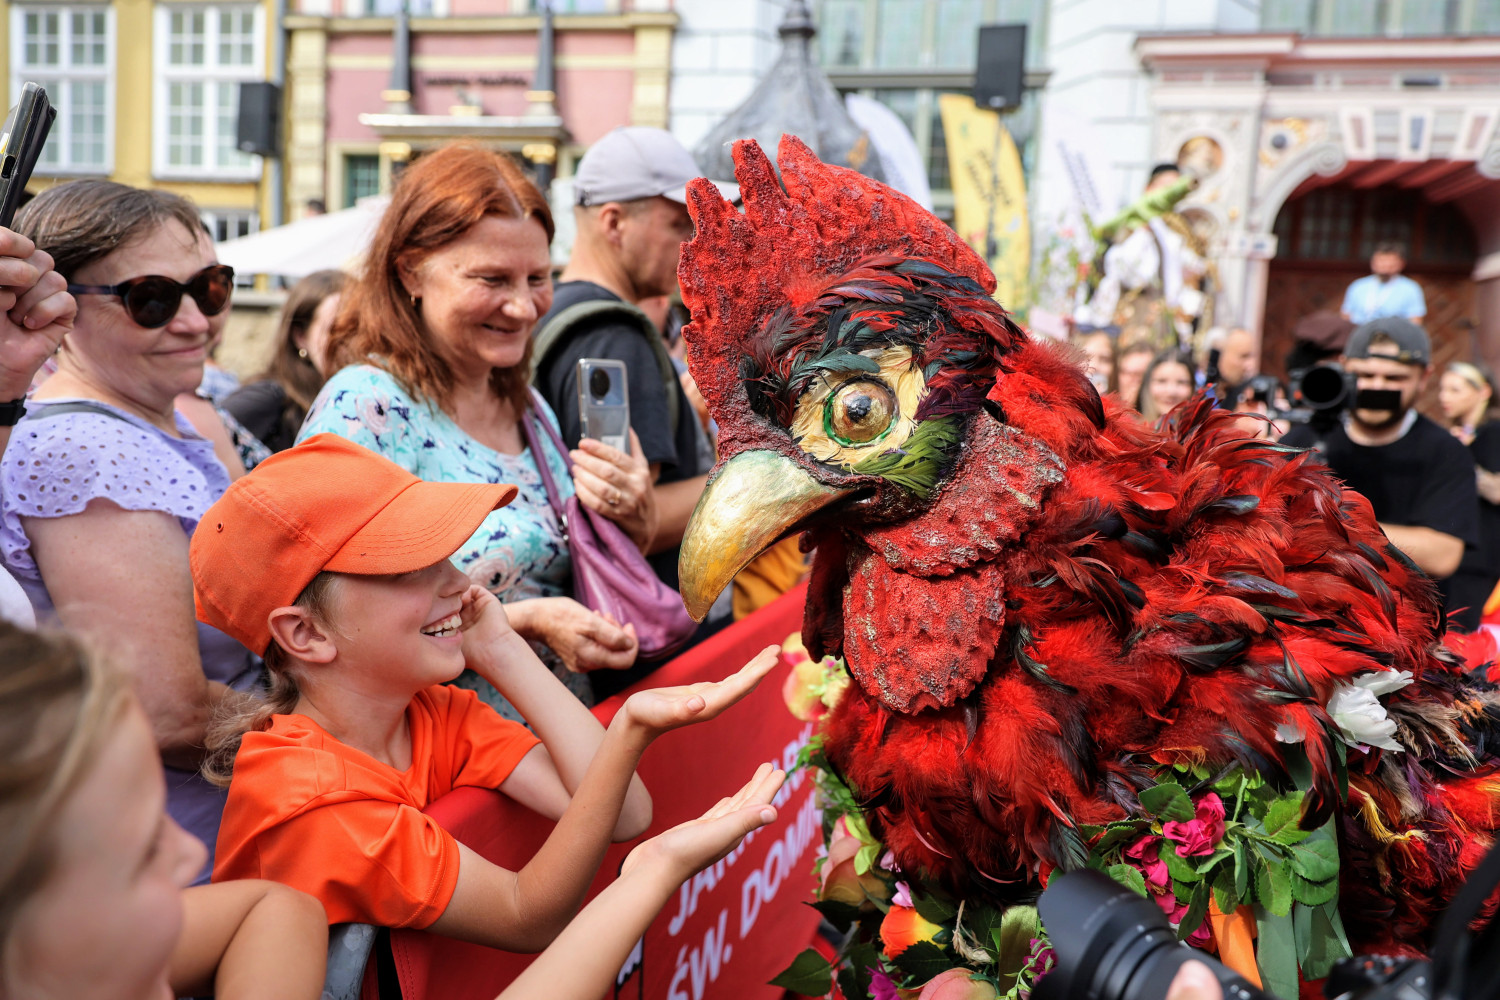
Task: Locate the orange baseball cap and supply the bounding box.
[191,433,517,654]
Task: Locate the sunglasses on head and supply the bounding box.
[67,264,236,329]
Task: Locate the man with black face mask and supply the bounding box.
[1281,318,1477,586]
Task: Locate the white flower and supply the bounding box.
[1326,684,1403,752]
[1352,669,1414,698]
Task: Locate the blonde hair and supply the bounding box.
[0,624,132,942]
[202,572,338,787]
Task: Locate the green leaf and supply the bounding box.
[1293,899,1354,980]
[1211,865,1240,915]
[992,905,1041,985]
[1092,822,1151,854]
[1256,907,1300,1000]
[769,949,834,996]
[1159,841,1203,883]
[1234,840,1250,898]
[1255,860,1293,917]
[854,842,880,875]
[1176,883,1211,942]
[1193,847,1234,874]
[1287,835,1340,883]
[1107,863,1148,897]
[1291,873,1338,907]
[891,941,952,984]
[1139,782,1196,822]
[1260,792,1311,845]
[910,888,957,927]
[837,940,882,1000]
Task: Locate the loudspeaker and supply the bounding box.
[236,81,281,158]
[973,24,1027,111]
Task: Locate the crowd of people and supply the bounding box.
[0,126,1300,1000]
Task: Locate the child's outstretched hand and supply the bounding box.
[621,763,785,882]
[458,584,518,666]
[621,645,779,741]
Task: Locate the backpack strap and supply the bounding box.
[531,298,680,439]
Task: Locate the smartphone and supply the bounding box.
[576,358,631,454]
[0,83,55,228]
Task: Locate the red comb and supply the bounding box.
[678,135,994,422]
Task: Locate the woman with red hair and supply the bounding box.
[300,143,655,716]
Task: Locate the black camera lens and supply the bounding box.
[1033,870,1268,1000]
[1300,364,1354,412]
[589,367,611,400]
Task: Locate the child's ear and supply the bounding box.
[267,606,337,664]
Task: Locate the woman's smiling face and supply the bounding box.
[401,214,553,387]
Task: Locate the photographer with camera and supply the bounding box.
[1280,318,1476,585]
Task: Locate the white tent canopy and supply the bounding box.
[215,196,389,279]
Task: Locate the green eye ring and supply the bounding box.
[823,378,899,447]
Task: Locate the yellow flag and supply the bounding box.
[938,93,1030,310]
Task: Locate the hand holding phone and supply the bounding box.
[0,83,55,228]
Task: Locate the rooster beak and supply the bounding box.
[678,450,846,621]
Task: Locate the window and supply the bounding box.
[1262,0,1500,35]
[10,5,113,173]
[346,0,444,13]
[201,208,258,286]
[153,4,264,179]
[343,153,379,207]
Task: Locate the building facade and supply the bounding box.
[2,0,278,243]
[286,0,676,220]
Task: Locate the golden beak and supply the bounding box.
[678,450,847,621]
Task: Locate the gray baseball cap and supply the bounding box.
[573,126,739,207]
[1345,316,1430,366]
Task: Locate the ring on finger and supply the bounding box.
[608,488,620,506]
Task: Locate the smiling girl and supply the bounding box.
[192,435,776,949]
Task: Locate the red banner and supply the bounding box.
[390,584,823,1000]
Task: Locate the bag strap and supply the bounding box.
[20,400,135,423]
[518,394,569,535]
[531,297,680,439]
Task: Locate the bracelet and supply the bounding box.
[0,398,25,426]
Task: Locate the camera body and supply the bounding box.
[1034,870,1449,1000]
[1284,363,1358,427]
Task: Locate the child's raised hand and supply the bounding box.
[620,763,785,882]
[620,645,779,741]
[457,584,518,665]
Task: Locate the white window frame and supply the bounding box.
[152,3,265,181]
[9,4,115,175]
[341,0,451,15]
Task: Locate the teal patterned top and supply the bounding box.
[299,363,589,713]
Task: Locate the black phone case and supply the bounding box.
[0,83,56,228]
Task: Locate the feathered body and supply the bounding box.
[676,136,1500,958]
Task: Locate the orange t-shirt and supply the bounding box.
[212,684,540,928]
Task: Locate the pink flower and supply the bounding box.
[1162,793,1226,858]
[869,966,900,1000]
[1124,834,1169,890]
[914,968,998,1000]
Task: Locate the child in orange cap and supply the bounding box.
[191,434,780,949]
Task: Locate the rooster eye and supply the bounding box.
[825,379,897,445]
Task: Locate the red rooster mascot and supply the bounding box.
[675,136,1500,992]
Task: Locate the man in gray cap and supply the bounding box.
[1282,317,1477,599]
[532,127,737,676]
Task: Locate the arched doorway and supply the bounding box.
[1263,182,1479,385]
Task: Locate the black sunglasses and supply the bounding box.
[68,264,236,329]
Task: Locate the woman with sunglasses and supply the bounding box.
[0,180,259,882]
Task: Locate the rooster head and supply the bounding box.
[678,137,1107,713]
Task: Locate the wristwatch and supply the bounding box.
[0,398,27,426]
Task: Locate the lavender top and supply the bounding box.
[0,399,258,882]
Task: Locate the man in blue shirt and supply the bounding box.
[1341,241,1426,326]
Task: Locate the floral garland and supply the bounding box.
[771,635,1380,1000]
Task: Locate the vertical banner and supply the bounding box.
[938,93,1030,311]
